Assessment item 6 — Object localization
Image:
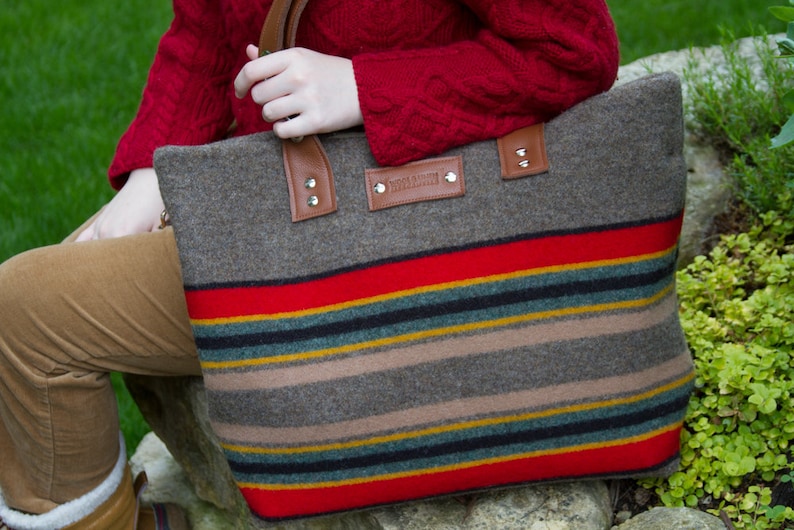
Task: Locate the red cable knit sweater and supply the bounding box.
[108,0,619,189]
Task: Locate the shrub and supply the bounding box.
[641,209,794,529]
[685,33,794,216]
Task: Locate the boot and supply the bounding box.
[61,465,136,530]
[0,435,188,530]
[58,467,189,530]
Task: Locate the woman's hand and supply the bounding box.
[75,168,165,241]
[234,45,363,139]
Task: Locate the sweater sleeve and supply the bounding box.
[107,0,237,189]
[353,0,619,167]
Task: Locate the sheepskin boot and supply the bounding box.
[0,436,187,530]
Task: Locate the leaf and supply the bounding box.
[778,37,794,56]
[770,6,794,23]
[771,113,794,149]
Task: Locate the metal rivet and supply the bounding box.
[374,183,386,194]
[515,148,528,157]
[304,178,316,189]
[518,160,530,168]
[307,195,319,207]
[444,172,458,183]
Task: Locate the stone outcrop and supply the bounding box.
[129,432,614,530]
[611,507,726,530]
[126,35,778,530]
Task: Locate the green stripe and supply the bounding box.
[195,258,675,364]
[225,383,691,484]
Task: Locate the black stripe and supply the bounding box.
[253,453,682,522]
[185,212,682,291]
[195,260,675,351]
[225,391,690,476]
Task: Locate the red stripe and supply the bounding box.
[187,216,682,319]
[240,426,682,520]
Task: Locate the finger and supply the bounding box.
[74,216,103,242]
[272,113,313,140]
[234,51,285,99]
[249,72,293,107]
[261,97,300,123]
[74,225,94,242]
[246,44,259,61]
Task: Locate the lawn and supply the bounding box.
[0,0,784,454]
[609,0,779,63]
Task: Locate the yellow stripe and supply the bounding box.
[236,422,684,491]
[192,246,676,325]
[222,368,694,455]
[200,282,675,370]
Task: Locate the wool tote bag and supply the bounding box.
[154,0,694,521]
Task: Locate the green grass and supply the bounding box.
[0,0,785,455]
[0,0,172,259]
[609,0,779,64]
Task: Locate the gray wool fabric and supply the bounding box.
[154,72,693,520]
[156,73,687,285]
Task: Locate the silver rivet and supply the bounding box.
[304,178,316,189]
[307,195,319,207]
[518,160,530,168]
[444,172,458,183]
[515,148,528,157]
[374,183,386,194]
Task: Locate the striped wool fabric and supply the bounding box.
[187,214,692,519]
[156,73,693,520]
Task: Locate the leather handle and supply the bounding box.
[258,0,309,53]
[258,0,337,222]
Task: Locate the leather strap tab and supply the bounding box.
[365,156,465,212]
[283,136,337,222]
[497,123,549,180]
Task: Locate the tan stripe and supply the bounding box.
[211,349,692,446]
[204,293,678,392]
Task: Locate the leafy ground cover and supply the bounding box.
[626,28,794,529]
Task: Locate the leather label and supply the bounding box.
[497,123,549,180]
[365,156,465,211]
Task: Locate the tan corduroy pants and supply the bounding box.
[0,218,200,515]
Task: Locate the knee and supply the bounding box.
[0,249,41,309]
[0,247,63,344]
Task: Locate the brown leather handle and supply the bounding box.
[258,0,337,222]
[258,0,309,53]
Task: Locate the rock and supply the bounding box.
[612,507,726,530]
[615,34,779,96]
[130,432,242,530]
[370,481,612,530]
[124,375,249,521]
[129,430,613,530]
[677,134,732,265]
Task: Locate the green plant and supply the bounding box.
[641,210,794,529]
[685,32,794,216]
[770,1,794,148]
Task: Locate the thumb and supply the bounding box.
[246,44,260,61]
